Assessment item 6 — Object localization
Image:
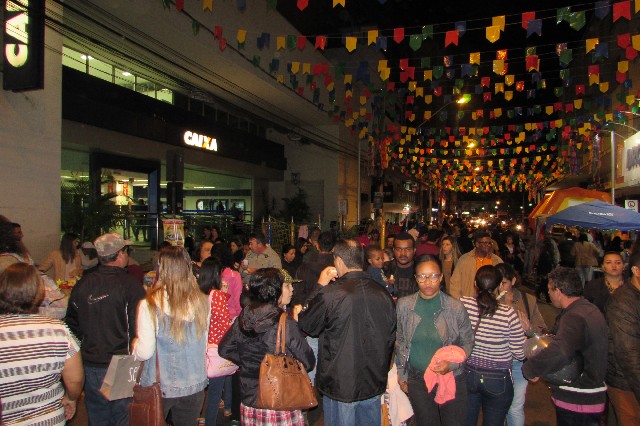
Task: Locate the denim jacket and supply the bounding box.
[140,313,208,398]
[395,291,474,381]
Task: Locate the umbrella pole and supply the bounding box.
[611,132,615,205]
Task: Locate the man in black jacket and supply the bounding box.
[523,267,607,426]
[606,251,640,425]
[298,239,396,425]
[66,233,146,426]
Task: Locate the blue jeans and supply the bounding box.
[506,360,527,426]
[84,366,131,426]
[323,394,381,426]
[466,366,514,426]
[205,375,232,425]
[307,336,318,384]
[555,406,602,426]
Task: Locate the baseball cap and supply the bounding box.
[94,233,132,257]
[280,269,302,284]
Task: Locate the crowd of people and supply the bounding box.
[0,213,639,426]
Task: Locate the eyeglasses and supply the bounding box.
[415,273,442,282]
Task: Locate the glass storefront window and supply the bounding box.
[88,57,113,83]
[62,46,87,73]
[115,68,135,90]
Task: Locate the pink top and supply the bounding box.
[423,345,467,405]
[222,267,242,319]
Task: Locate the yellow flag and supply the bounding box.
[486,26,501,43]
[492,16,505,31]
[505,91,513,101]
[633,34,640,51]
[505,75,514,86]
[546,105,554,115]
[333,0,346,7]
[470,52,480,65]
[276,74,284,84]
[408,81,417,92]
[618,61,629,73]
[627,95,636,105]
[555,119,562,128]
[344,74,352,84]
[636,0,640,13]
[424,70,433,81]
[416,87,424,97]
[423,111,432,121]
[605,113,613,123]
[599,82,609,93]
[493,60,505,75]
[277,36,286,50]
[237,29,247,44]
[302,63,311,75]
[494,108,502,117]
[368,30,378,46]
[494,82,504,94]
[574,99,583,109]
[291,62,300,74]
[425,95,433,104]
[345,37,357,52]
[327,82,335,91]
[360,107,367,116]
[589,74,599,85]
[380,68,390,80]
[202,0,213,11]
[378,60,387,72]
[586,38,598,53]
[360,96,367,105]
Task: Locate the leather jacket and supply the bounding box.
[606,282,640,401]
[395,291,474,381]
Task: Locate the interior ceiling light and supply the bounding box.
[122,71,132,76]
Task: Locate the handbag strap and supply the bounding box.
[275,312,287,355]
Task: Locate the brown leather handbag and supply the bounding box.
[128,352,167,426]
[255,312,318,411]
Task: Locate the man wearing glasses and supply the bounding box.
[449,231,502,299]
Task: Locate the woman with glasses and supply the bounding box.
[395,254,474,426]
[461,265,526,426]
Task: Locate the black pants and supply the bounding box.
[407,366,467,426]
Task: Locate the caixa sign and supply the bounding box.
[183,130,218,151]
[3,0,45,91]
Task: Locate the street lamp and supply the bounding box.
[416,94,470,129]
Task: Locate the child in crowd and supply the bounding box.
[365,245,389,290]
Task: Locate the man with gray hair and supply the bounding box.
[298,239,396,425]
[66,233,146,426]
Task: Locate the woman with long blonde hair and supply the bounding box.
[439,236,461,294]
[133,246,209,425]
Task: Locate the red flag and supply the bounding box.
[394,27,405,44]
[315,36,327,50]
[522,11,535,29]
[297,36,306,50]
[613,1,631,22]
[297,0,309,11]
[445,30,459,47]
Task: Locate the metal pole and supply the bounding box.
[611,132,616,205]
[357,140,361,225]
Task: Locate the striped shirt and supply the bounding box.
[461,296,525,370]
[0,314,80,426]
